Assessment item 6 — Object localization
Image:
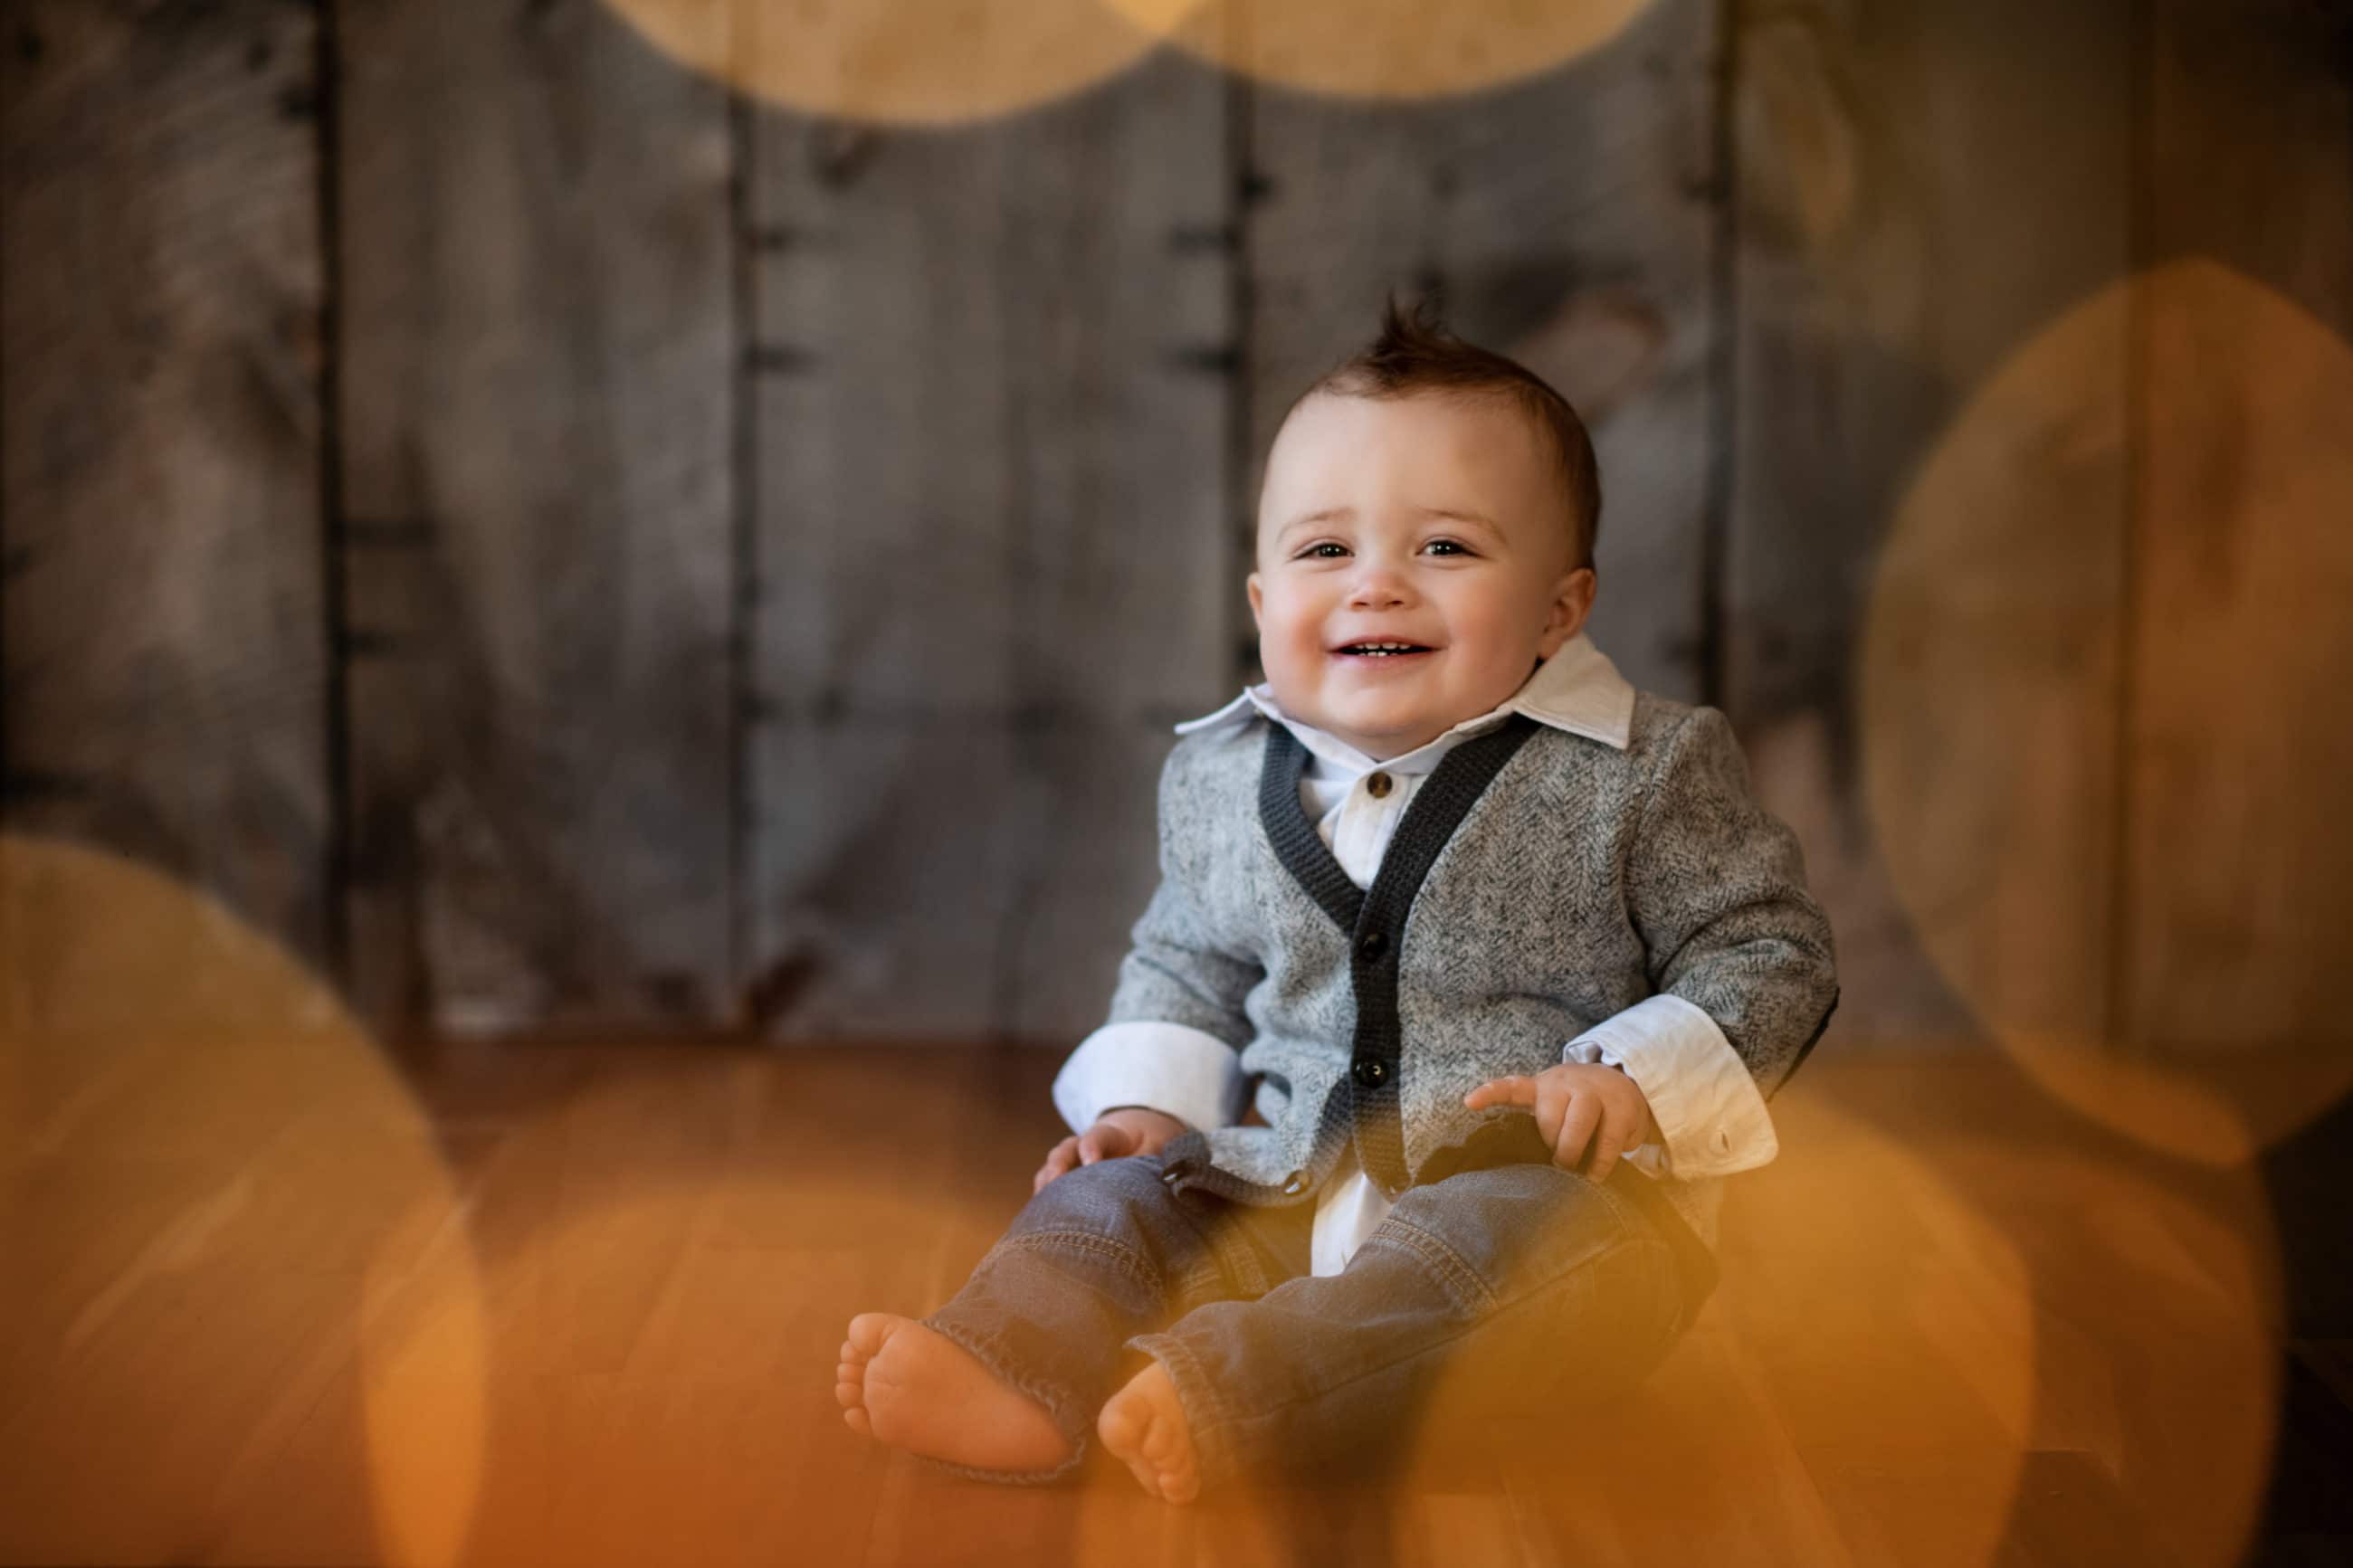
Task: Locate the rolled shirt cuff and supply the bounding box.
[1562,993,1778,1178]
[1052,1020,1249,1136]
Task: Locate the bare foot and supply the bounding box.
[834,1312,1075,1474]
[1096,1358,1202,1504]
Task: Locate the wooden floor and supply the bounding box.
[5,1026,2347,1568]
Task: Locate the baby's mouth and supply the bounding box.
[1331,641,1436,663]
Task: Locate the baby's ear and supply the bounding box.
[1245,572,1263,626]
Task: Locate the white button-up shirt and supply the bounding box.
[1053,632,1779,1276]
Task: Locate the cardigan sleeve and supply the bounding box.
[1095,741,1265,1054]
[1625,705,1841,1100]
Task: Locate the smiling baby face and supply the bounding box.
[1246,389,1598,762]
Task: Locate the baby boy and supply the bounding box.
[836,298,1839,1502]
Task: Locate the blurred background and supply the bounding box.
[5,1,2350,1564]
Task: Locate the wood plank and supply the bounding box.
[1246,0,1720,703]
[743,53,1234,1043]
[2121,0,2353,1067]
[336,0,737,1037]
[1730,0,2136,1045]
[1,0,328,963]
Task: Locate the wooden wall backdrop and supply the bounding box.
[3,1,330,966]
[5,0,2348,1057]
[335,0,737,1035]
[1727,0,2137,1047]
[1732,0,2353,1087]
[742,51,1233,1044]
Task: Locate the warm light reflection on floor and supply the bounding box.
[1721,1081,2279,1568]
[0,833,487,1568]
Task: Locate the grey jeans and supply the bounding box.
[919,1119,1710,1492]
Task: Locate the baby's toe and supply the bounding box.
[844,1312,899,1358]
[837,1352,874,1435]
[1095,1397,1138,1449]
[1143,1418,1198,1500]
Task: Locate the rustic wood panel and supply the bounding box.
[743,53,1237,1043]
[1245,0,1720,705]
[335,0,737,1037]
[1,0,328,963]
[1730,0,2137,1044]
[2122,0,2353,1057]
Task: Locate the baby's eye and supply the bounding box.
[1425,538,1469,556]
[1300,542,1347,558]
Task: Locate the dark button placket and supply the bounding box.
[1260,715,1542,1193]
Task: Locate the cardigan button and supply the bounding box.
[1281,1170,1306,1195]
[1364,771,1393,799]
[1351,1057,1390,1090]
[1357,929,1388,962]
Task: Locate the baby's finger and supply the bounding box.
[1552,1096,1602,1173]
[1462,1075,1536,1109]
[1586,1104,1635,1182]
[1034,1136,1080,1193]
[1533,1073,1573,1150]
[1078,1123,1136,1165]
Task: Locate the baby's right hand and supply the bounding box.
[1034,1107,1188,1194]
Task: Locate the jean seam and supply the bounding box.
[995,1228,1164,1291]
[1362,1216,1501,1316]
[1200,1212,1273,1300]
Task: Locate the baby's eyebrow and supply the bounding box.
[1276,507,1352,542]
[1421,508,1507,542]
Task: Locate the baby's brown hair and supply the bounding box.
[1299,291,1603,575]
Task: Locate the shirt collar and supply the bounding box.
[1169,630,1636,777]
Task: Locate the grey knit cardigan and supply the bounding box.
[1108,691,1840,1245]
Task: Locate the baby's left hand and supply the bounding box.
[1462,1062,1655,1181]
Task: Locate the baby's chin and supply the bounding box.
[1319,709,1489,762]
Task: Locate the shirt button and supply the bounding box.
[1358,929,1388,962]
[1351,1057,1390,1090]
[1365,771,1393,799]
